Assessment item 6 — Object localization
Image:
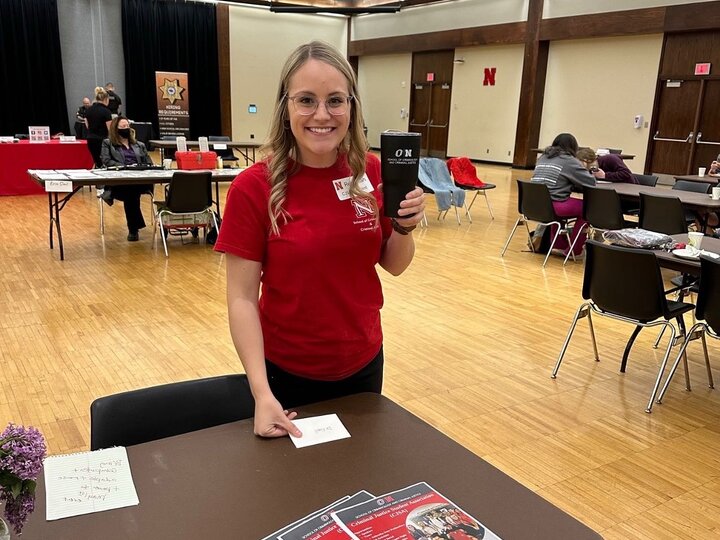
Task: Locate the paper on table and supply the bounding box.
[35,172,69,180]
[289,414,351,448]
[44,446,139,520]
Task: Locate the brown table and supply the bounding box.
[674,174,720,185]
[149,139,261,165]
[599,182,720,211]
[654,233,720,276]
[20,394,601,539]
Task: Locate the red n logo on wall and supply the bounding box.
[483,67,496,86]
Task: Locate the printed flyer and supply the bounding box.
[331,482,501,540]
[279,491,375,540]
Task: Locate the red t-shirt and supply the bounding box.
[215,154,392,380]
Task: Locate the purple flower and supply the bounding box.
[0,489,35,535]
[0,423,46,534]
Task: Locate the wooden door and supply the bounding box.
[409,50,454,158]
[648,80,700,174]
[695,80,720,171]
[646,31,720,175]
[409,82,431,150]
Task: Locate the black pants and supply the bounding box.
[266,346,384,409]
[87,137,103,168]
[108,184,152,233]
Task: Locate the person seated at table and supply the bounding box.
[85,87,112,168]
[710,154,720,176]
[531,133,596,257]
[595,152,634,183]
[100,117,153,242]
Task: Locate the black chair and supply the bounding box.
[160,135,177,161]
[639,193,688,235]
[209,135,239,167]
[500,180,577,267]
[673,179,713,226]
[633,174,659,187]
[90,374,255,450]
[657,254,718,405]
[152,171,218,256]
[563,186,631,265]
[551,240,695,412]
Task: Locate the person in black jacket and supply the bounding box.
[105,82,122,115]
[85,87,112,167]
[100,117,154,241]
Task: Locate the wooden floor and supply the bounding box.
[2,163,719,539]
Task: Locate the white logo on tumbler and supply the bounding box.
[394,149,413,158]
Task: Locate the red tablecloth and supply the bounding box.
[0,140,94,196]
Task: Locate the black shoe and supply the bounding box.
[100,189,114,206]
[127,232,139,242]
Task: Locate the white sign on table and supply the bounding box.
[29,126,51,143]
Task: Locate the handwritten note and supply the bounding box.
[289,414,351,449]
[44,447,139,520]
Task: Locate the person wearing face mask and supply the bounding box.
[100,116,154,241]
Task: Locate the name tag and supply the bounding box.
[332,174,374,201]
[45,180,73,192]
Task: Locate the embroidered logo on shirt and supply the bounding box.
[351,198,374,218]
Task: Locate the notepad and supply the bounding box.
[44,447,139,520]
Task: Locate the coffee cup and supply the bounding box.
[712,186,720,200]
[163,158,172,170]
[380,131,422,218]
[688,231,704,251]
[699,167,707,177]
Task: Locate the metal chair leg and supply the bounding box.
[542,224,563,267]
[657,322,704,404]
[587,309,600,361]
[501,217,522,256]
[701,332,714,388]
[653,326,666,349]
[552,303,591,378]
[563,223,588,266]
[646,323,677,412]
[483,190,494,220]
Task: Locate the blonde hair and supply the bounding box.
[262,41,371,235]
[576,147,597,166]
[94,87,109,102]
[108,116,136,145]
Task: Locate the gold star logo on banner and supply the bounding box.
[158,79,186,104]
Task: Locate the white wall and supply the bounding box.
[228,6,347,142]
[58,0,125,132]
[543,0,709,18]
[358,54,412,148]
[539,34,663,171]
[447,44,524,163]
[351,0,528,40]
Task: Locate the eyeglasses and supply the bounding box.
[286,94,354,116]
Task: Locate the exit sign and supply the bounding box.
[426,72,435,82]
[695,62,711,75]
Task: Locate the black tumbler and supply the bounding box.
[381,131,421,218]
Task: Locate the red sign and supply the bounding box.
[426,72,434,82]
[695,62,711,75]
[483,67,497,86]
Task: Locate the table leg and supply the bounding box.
[48,188,81,261]
[215,181,221,215]
[48,193,54,250]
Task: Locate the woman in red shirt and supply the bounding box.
[215,41,425,438]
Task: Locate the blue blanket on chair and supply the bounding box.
[418,158,466,211]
